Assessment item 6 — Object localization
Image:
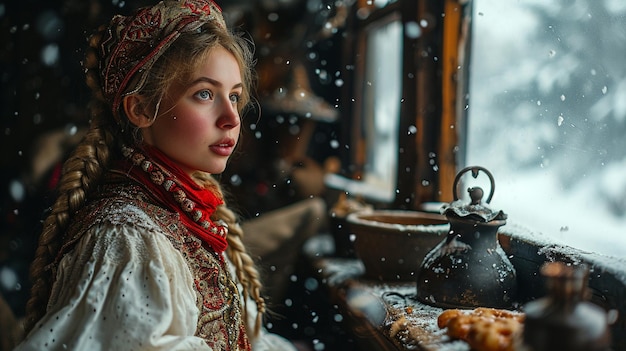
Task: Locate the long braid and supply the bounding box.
[22,27,116,336]
[193,173,265,338]
[23,119,113,334]
[223,210,266,338]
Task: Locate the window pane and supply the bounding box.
[467,0,626,258]
[361,18,403,201]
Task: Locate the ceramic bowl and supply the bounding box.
[346,210,449,281]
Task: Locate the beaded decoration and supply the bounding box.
[121,145,228,239]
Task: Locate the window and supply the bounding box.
[359,16,403,202]
[467,0,626,258]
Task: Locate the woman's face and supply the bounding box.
[142,46,242,176]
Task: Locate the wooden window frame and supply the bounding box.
[340,0,465,208]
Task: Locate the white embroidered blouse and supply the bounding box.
[14,182,296,351]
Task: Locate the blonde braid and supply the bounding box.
[22,119,113,334]
[222,209,266,337]
[193,173,265,338]
[21,27,116,336]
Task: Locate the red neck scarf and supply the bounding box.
[117,144,228,253]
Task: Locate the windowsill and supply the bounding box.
[499,220,626,285]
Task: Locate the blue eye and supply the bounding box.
[229,93,240,104]
[195,89,212,101]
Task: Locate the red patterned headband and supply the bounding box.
[98,0,225,120]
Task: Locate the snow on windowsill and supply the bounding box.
[498,219,626,286]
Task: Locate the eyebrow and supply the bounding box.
[191,77,243,90]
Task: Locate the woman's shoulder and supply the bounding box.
[73,183,176,232]
[56,184,171,258]
[57,182,185,259]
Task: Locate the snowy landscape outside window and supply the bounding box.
[467,0,626,258]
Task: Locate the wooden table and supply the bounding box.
[310,256,472,351]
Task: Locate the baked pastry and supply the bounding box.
[437,307,525,351]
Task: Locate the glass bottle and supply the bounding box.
[522,261,612,351]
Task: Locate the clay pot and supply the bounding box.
[347,210,449,281]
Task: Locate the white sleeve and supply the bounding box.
[15,220,211,351]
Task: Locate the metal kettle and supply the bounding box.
[416,166,518,309]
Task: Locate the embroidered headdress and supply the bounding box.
[98,0,225,120]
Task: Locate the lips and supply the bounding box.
[209,138,236,157]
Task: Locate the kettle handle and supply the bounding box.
[453,166,495,204]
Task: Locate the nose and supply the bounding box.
[216,99,240,130]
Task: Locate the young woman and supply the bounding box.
[14,1,296,350]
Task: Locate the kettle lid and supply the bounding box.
[442,166,508,223]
